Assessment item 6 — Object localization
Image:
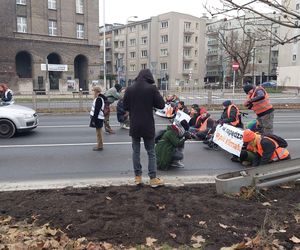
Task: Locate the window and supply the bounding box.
[160,48,168,57]
[129,64,136,71]
[195,50,198,57]
[76,23,84,39]
[194,63,198,69]
[161,35,168,43]
[129,25,136,32]
[141,50,148,58]
[141,63,147,69]
[141,36,148,45]
[184,35,191,43]
[16,0,26,5]
[129,39,136,46]
[183,49,191,57]
[141,24,148,30]
[184,22,191,29]
[296,3,300,10]
[17,16,27,33]
[196,23,199,29]
[76,0,83,14]
[183,63,190,70]
[161,20,168,28]
[48,0,56,9]
[195,36,198,43]
[292,54,297,61]
[160,63,168,70]
[120,41,125,47]
[130,52,136,58]
[48,20,57,36]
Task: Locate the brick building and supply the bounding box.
[0,0,100,94]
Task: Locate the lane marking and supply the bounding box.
[0,139,299,149]
[38,120,300,128]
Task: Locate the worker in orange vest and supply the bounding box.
[219,100,242,128]
[241,129,290,166]
[243,84,274,134]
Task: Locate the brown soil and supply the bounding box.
[0,183,299,249]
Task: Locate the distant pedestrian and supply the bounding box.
[117,88,130,129]
[243,84,274,134]
[104,83,122,134]
[89,86,106,151]
[0,83,13,104]
[123,69,165,188]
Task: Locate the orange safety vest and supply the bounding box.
[165,106,174,118]
[257,136,290,161]
[227,104,240,127]
[195,116,208,132]
[247,86,273,115]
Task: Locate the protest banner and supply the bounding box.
[173,110,191,124]
[213,124,243,156]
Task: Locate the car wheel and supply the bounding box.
[0,119,16,138]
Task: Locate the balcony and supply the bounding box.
[183,55,193,61]
[184,28,194,34]
[183,42,194,48]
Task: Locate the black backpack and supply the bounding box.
[264,134,288,148]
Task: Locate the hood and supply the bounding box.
[136,69,155,84]
[0,104,36,114]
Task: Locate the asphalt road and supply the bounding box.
[0,111,300,185]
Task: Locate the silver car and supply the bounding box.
[0,103,39,138]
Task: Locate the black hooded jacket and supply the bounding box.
[123,69,165,138]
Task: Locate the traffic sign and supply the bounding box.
[232,62,239,71]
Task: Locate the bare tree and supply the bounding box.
[205,0,300,45]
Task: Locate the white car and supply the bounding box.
[0,103,39,138]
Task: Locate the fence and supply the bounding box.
[13,88,299,113]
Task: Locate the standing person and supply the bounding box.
[117,89,130,129]
[0,83,13,104]
[243,84,274,134]
[103,83,122,134]
[89,86,106,151]
[123,69,165,188]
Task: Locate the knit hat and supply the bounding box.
[243,84,254,94]
[243,129,255,143]
[180,120,190,131]
[114,83,122,92]
[199,107,207,115]
[191,104,199,109]
[222,100,232,107]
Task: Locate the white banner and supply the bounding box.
[173,110,191,124]
[213,124,243,156]
[41,64,68,72]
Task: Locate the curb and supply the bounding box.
[0,176,216,192]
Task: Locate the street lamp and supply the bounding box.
[125,16,138,87]
[102,0,107,89]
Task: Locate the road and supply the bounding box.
[0,111,300,187]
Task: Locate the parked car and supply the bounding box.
[0,103,38,138]
[261,81,277,88]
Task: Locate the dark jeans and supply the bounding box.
[171,148,183,161]
[132,137,157,179]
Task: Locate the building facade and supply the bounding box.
[0,0,100,94]
[100,12,206,90]
[277,0,300,88]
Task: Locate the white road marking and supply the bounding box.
[0,138,299,149]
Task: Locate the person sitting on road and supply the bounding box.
[177,101,189,114]
[218,100,242,128]
[194,108,217,141]
[240,129,290,166]
[0,83,13,104]
[188,104,200,127]
[155,120,191,170]
[117,89,130,130]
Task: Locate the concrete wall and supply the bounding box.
[277,65,300,88]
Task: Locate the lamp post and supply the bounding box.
[125,16,138,87]
[252,47,256,85]
[102,0,107,89]
[268,22,273,82]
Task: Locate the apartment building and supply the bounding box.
[0,0,100,93]
[277,0,300,88]
[100,12,206,90]
[205,14,279,86]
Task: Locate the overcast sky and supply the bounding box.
[99,0,222,25]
